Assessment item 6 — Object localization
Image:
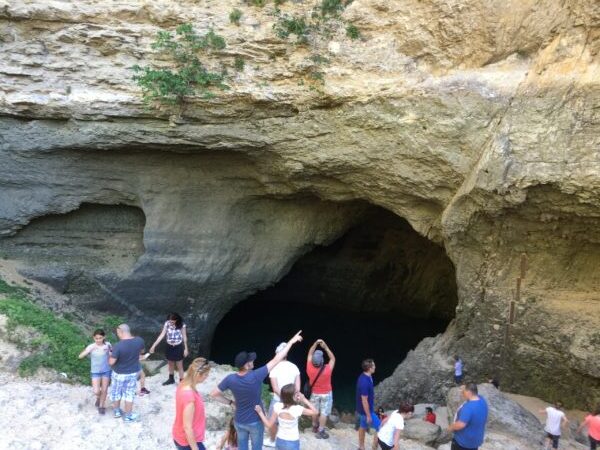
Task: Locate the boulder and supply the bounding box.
[404,418,442,446]
[447,384,542,444]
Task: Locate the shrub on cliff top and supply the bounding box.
[132,24,228,109]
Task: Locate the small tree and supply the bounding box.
[132,24,228,111]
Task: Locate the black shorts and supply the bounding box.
[590,435,599,450]
[165,342,184,362]
[378,439,393,450]
[451,439,478,450]
[545,432,560,449]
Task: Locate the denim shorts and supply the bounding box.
[91,370,111,379]
[310,392,333,416]
[275,438,299,450]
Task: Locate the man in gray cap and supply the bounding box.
[306,339,336,439]
[211,330,303,450]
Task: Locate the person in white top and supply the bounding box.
[377,403,414,450]
[540,401,569,450]
[265,342,301,446]
[255,384,317,450]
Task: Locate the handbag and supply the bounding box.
[302,364,326,398]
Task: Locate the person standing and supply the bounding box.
[265,342,301,447]
[576,404,600,450]
[454,356,463,384]
[377,402,414,450]
[78,329,112,414]
[357,358,380,450]
[211,330,303,450]
[172,357,211,450]
[108,324,145,422]
[447,383,488,450]
[540,401,569,450]
[149,312,189,385]
[255,384,318,450]
[306,339,335,439]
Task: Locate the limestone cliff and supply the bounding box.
[0,0,599,407]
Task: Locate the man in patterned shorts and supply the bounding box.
[109,324,145,423]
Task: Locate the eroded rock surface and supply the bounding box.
[1,0,599,406]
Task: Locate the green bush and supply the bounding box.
[320,0,345,16]
[0,295,90,382]
[346,23,360,40]
[229,8,243,25]
[0,279,124,383]
[132,23,229,108]
[274,15,310,43]
[234,56,245,72]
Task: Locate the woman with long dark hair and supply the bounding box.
[150,312,189,385]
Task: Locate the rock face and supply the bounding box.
[1,0,599,407]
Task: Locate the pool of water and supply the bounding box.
[211,300,448,412]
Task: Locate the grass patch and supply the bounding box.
[229,8,243,25]
[346,23,360,40]
[0,279,123,383]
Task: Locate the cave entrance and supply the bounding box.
[211,207,457,412]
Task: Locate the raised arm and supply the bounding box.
[266,330,303,372]
[307,340,319,363]
[320,340,335,370]
[295,392,318,416]
[149,324,167,353]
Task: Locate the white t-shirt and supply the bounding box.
[377,411,405,446]
[545,406,566,435]
[270,361,300,401]
[273,402,304,441]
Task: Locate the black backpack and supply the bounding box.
[302,364,326,398]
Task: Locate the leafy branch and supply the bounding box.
[132,24,229,110]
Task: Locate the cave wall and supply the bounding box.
[0,0,599,406]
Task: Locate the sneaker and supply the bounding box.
[113,408,122,418]
[98,407,106,415]
[123,412,139,423]
[162,377,175,386]
[316,429,330,439]
[140,387,150,395]
[263,438,276,448]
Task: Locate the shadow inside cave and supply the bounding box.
[211,207,457,412]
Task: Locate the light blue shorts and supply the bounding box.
[91,370,111,379]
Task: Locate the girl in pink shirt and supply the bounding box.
[577,404,600,450]
[172,358,211,450]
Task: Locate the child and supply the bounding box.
[138,353,151,396]
[149,312,188,385]
[217,418,238,450]
[78,329,112,414]
[424,407,436,424]
[255,384,317,449]
[377,407,388,422]
[377,403,414,450]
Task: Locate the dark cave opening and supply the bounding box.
[211,207,458,412]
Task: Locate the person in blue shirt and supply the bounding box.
[356,358,380,450]
[210,330,303,450]
[447,383,489,450]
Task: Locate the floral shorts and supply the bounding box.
[310,392,333,416]
[109,372,138,403]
